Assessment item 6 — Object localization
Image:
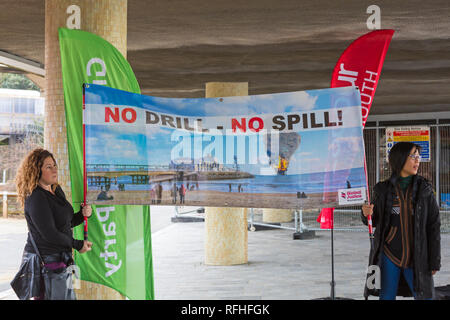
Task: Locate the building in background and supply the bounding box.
[0,88,44,184]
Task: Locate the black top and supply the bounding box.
[383,183,414,268]
[24,185,85,255]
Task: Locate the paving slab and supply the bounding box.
[1,209,449,300]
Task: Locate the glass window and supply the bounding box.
[35,98,44,115]
[0,97,12,113]
[27,98,35,114]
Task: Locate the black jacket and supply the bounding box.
[11,185,85,300]
[361,174,441,300]
[24,185,85,255]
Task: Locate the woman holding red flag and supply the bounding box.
[361,142,440,300]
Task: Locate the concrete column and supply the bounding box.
[45,0,127,300]
[45,0,127,200]
[204,82,248,266]
[262,208,293,223]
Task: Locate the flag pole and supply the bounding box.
[82,84,88,241]
[330,209,335,299]
[363,154,374,249]
[330,29,394,249]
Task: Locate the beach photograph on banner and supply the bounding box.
[83,84,367,209]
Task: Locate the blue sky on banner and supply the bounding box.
[84,85,364,175]
[84,84,359,116]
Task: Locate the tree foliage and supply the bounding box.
[0,73,40,91]
[0,129,43,188]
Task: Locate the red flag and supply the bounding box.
[328,30,393,238]
[331,29,394,128]
[317,207,334,229]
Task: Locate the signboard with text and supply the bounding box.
[386,126,430,162]
[83,84,368,209]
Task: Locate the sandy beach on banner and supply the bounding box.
[86,189,340,209]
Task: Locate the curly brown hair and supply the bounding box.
[15,148,58,208]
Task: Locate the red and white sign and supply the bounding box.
[338,187,367,205]
[331,29,394,128]
[386,126,431,162]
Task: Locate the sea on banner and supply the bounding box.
[83,84,368,210]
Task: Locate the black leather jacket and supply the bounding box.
[361,174,441,300]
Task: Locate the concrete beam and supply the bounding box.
[0,50,45,77]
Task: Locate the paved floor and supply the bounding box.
[0,216,28,298]
[152,220,450,300]
[1,206,449,300]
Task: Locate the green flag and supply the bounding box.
[58,28,154,300]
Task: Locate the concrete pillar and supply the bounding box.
[204,82,248,266]
[262,208,293,223]
[45,0,127,300]
[45,0,127,200]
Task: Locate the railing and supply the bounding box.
[0,191,18,218]
[86,164,164,171]
[174,206,450,234]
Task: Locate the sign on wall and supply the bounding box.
[386,126,430,162]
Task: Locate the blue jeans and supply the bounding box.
[380,252,416,300]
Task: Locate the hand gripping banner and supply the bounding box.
[83,84,368,210]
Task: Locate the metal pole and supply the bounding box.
[249,208,255,231]
[376,123,380,183]
[299,194,304,233]
[251,221,296,231]
[299,209,303,233]
[330,226,335,300]
[436,120,440,207]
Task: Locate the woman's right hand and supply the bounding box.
[362,203,374,217]
[79,240,93,254]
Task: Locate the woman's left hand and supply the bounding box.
[81,204,92,218]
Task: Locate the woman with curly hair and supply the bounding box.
[11,148,92,300]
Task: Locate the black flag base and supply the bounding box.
[313,280,354,299]
[171,216,205,223]
[313,296,354,300]
[293,230,315,240]
[171,206,205,223]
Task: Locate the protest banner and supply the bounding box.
[83,84,367,209]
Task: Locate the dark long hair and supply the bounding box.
[388,142,422,176]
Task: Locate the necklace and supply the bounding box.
[38,182,54,194]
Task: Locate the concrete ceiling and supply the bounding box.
[0,0,449,115]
